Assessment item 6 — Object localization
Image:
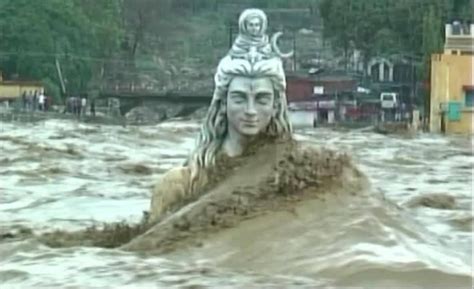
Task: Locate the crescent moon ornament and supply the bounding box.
[271,32,294,59]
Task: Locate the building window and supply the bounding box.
[465,90,474,107]
[448,102,461,121]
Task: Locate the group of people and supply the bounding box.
[64,96,95,117]
[20,90,96,117]
[21,90,50,112]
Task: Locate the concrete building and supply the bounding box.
[286,73,357,127]
[429,23,474,134]
[0,71,44,102]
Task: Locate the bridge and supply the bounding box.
[98,91,212,104]
[98,90,213,116]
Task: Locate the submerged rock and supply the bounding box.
[117,163,153,175]
[404,193,457,210]
[125,106,166,125]
[125,103,186,125]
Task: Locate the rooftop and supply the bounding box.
[286,70,360,81]
[444,23,474,53]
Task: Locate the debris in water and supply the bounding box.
[404,193,457,210]
[38,212,151,248]
[118,163,153,175]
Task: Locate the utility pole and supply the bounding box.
[292,31,297,71]
[55,57,66,98]
[55,40,66,100]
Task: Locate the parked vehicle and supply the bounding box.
[380,92,399,109]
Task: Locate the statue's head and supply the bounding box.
[188,54,292,173]
[239,8,267,38]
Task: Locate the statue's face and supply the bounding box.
[246,16,262,37]
[226,76,275,136]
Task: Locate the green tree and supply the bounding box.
[420,6,443,80]
[0,0,122,100]
[319,0,459,72]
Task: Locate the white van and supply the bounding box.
[380,92,398,109]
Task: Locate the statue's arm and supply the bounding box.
[148,166,192,223]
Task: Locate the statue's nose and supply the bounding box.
[245,101,257,115]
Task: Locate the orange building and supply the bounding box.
[429,23,474,134]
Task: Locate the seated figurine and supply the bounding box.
[229,8,293,63]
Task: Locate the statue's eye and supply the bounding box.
[230,93,246,103]
[256,93,272,105]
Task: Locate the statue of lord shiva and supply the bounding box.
[145,10,363,229]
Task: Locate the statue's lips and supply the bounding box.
[241,120,258,127]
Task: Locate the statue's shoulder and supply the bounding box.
[149,164,211,221]
[149,166,195,223]
[154,166,192,191]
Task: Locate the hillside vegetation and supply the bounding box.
[0,0,470,100]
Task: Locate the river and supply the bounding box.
[0,119,472,288]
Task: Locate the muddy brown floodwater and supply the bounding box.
[0,119,472,288]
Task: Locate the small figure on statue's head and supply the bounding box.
[229,8,272,62]
[229,8,293,63]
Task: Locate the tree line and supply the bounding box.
[0,0,322,101]
[318,0,471,77]
[0,0,469,101]
[0,0,123,101]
